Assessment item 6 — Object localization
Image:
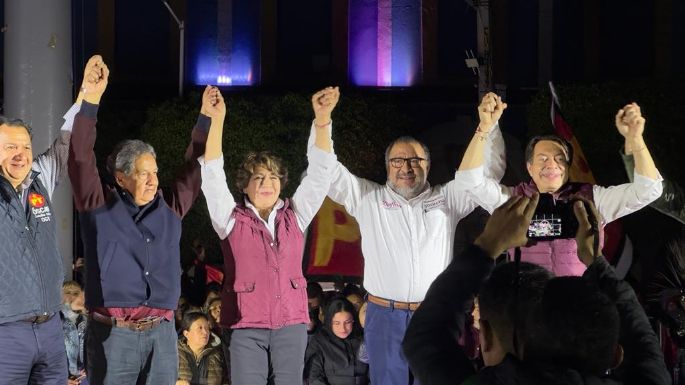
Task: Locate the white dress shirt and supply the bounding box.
[327,124,506,302]
[454,165,664,225]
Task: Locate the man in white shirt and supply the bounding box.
[456,94,663,276]
[327,95,506,385]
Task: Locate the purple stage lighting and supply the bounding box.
[349,0,422,87]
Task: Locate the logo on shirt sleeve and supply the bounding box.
[29,192,52,222]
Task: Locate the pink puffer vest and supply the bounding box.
[219,200,309,329]
[509,181,604,276]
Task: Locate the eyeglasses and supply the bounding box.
[388,157,426,169]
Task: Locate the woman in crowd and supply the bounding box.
[207,297,223,337]
[176,312,228,385]
[305,297,369,385]
[199,86,339,384]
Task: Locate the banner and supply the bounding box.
[305,197,364,278]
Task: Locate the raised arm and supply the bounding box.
[68,55,109,212]
[199,86,238,240]
[592,103,663,223]
[617,103,658,180]
[449,93,511,213]
[292,87,339,230]
[164,87,214,218]
[203,86,226,162]
[33,97,81,198]
[458,92,507,172]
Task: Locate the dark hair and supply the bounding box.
[307,281,324,300]
[524,134,573,166]
[384,136,431,163]
[525,276,620,375]
[0,116,32,138]
[180,311,209,333]
[342,283,364,298]
[235,151,288,192]
[478,262,553,355]
[322,296,361,339]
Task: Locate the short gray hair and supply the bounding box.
[384,136,431,164]
[106,139,156,176]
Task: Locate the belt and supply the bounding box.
[24,313,54,324]
[90,312,165,331]
[367,294,421,311]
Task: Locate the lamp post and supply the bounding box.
[161,0,185,97]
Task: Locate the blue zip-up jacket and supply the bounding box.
[0,103,78,323]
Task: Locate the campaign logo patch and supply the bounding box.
[29,193,46,208]
[29,193,52,222]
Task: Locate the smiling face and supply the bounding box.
[0,124,33,188]
[386,141,429,199]
[115,152,159,206]
[331,310,355,339]
[243,165,281,211]
[526,140,569,193]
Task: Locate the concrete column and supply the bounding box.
[4,0,74,280]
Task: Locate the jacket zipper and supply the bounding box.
[3,178,49,314]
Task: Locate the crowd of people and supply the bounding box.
[0,53,679,385]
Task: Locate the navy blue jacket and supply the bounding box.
[0,173,64,323]
[68,103,209,309]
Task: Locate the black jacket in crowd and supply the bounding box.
[402,244,670,385]
[305,327,369,385]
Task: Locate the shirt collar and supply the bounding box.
[244,197,284,217]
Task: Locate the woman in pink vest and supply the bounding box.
[199,86,339,385]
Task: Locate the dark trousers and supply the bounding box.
[365,302,419,385]
[0,314,67,385]
[86,318,177,385]
[229,324,307,385]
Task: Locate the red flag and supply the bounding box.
[549,82,624,262]
[305,198,364,278]
[549,82,595,184]
[205,264,224,285]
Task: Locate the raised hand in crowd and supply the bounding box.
[473,193,539,259]
[572,197,601,267]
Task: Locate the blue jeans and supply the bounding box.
[0,314,67,385]
[365,301,419,385]
[86,318,177,385]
